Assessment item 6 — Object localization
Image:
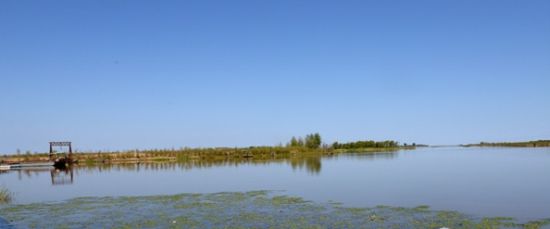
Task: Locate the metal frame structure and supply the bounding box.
[49,142,72,161]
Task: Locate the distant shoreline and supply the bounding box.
[1,143,414,166]
[1,135,423,165]
[462,140,550,148]
[4,139,549,165]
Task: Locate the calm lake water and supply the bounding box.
[1,147,549,221]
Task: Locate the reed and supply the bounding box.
[0,187,12,204]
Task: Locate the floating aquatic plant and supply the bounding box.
[0,191,548,229]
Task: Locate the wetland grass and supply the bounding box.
[0,187,12,204]
[0,134,411,166]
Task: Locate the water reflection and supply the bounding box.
[75,151,398,175]
[2,147,550,220]
[11,167,51,181]
[289,156,322,174]
[7,168,74,185]
[51,168,73,185]
[2,151,400,184]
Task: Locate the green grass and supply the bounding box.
[0,187,12,204]
[1,143,414,166]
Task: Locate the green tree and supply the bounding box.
[297,137,304,147]
[289,136,304,147]
[305,133,322,149]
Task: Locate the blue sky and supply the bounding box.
[1,0,549,153]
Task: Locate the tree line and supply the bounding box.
[2,133,409,164]
[286,133,401,150]
[465,140,550,147]
[331,140,399,149]
[287,133,322,149]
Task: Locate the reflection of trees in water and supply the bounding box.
[74,151,399,175]
[0,152,399,184]
[289,156,321,174]
[6,168,74,185]
[76,156,324,174]
[12,168,51,180]
[338,152,398,160]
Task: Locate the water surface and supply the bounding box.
[1,147,549,220]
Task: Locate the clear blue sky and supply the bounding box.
[1,0,549,153]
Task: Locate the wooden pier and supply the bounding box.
[8,162,54,169]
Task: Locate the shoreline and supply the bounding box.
[1,146,412,166]
[462,140,550,148]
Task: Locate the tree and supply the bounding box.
[297,137,304,147]
[290,137,298,147]
[331,139,399,149]
[305,133,322,149]
[289,136,304,147]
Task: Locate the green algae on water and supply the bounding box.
[0,191,549,229]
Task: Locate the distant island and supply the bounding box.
[463,140,550,147]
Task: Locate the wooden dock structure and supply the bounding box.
[8,162,54,169]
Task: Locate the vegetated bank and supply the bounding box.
[0,133,419,165]
[463,140,550,148]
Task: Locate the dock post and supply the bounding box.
[49,143,53,161]
[68,143,73,163]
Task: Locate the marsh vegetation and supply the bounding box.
[0,187,12,204]
[1,134,409,166]
[0,191,548,229]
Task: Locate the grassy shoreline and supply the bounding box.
[1,145,411,165]
[1,134,420,165]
